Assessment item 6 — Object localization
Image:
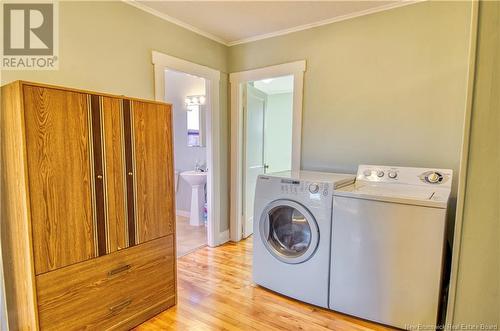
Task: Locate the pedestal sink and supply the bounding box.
[180,170,207,226]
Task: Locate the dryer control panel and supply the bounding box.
[357,165,453,188]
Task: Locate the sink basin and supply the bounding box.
[180,171,208,226]
[181,170,207,186]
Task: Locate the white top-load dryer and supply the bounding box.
[253,171,355,308]
[330,165,452,329]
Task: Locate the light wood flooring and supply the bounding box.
[176,215,207,257]
[135,238,395,331]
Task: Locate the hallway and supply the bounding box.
[176,215,207,257]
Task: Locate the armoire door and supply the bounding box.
[23,85,96,274]
[128,100,174,244]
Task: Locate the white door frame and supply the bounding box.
[445,1,479,325]
[229,60,306,242]
[152,50,227,247]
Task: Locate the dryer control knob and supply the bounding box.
[388,171,398,179]
[363,169,372,177]
[376,170,385,178]
[309,183,320,194]
[427,172,440,183]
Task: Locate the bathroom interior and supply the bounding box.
[166,69,209,256]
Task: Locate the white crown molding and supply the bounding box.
[124,0,423,48]
[123,0,230,46]
[227,1,424,46]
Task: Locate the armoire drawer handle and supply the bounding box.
[127,172,133,176]
[109,299,132,314]
[107,264,131,276]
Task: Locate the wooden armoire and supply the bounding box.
[1,81,177,330]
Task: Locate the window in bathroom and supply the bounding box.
[186,94,206,147]
[187,104,200,146]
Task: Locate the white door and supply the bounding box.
[243,84,267,238]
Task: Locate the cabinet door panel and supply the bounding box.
[102,96,128,252]
[23,86,95,274]
[132,101,174,243]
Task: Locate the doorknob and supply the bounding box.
[264,164,269,170]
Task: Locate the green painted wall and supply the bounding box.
[1,1,228,97]
[453,1,500,325]
[0,1,231,231]
[229,1,472,203]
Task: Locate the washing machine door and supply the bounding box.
[259,199,319,264]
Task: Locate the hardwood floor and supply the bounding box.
[176,215,207,257]
[135,238,395,331]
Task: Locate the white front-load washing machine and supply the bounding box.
[330,165,452,329]
[253,170,355,308]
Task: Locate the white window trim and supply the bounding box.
[152,50,228,247]
[229,60,306,242]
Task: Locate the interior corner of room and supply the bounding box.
[0,0,498,330]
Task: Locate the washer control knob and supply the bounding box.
[363,169,372,177]
[388,171,398,179]
[427,172,440,183]
[376,170,385,178]
[309,183,320,194]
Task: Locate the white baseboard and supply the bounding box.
[217,230,229,245]
[176,210,190,218]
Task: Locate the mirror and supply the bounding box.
[185,95,206,147]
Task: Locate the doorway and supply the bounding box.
[152,51,226,252]
[230,61,306,242]
[243,76,295,238]
[165,69,208,256]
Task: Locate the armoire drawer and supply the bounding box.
[36,235,175,330]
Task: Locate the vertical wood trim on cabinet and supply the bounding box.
[100,97,111,253]
[0,82,39,330]
[122,99,137,246]
[89,95,108,256]
[102,96,128,252]
[87,96,99,257]
[120,101,130,248]
[23,85,96,274]
[132,101,174,243]
[131,103,140,243]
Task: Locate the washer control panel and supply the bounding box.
[357,165,453,187]
[308,183,320,194]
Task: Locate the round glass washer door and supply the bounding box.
[259,199,319,264]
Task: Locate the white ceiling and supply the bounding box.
[253,75,294,95]
[130,1,417,46]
